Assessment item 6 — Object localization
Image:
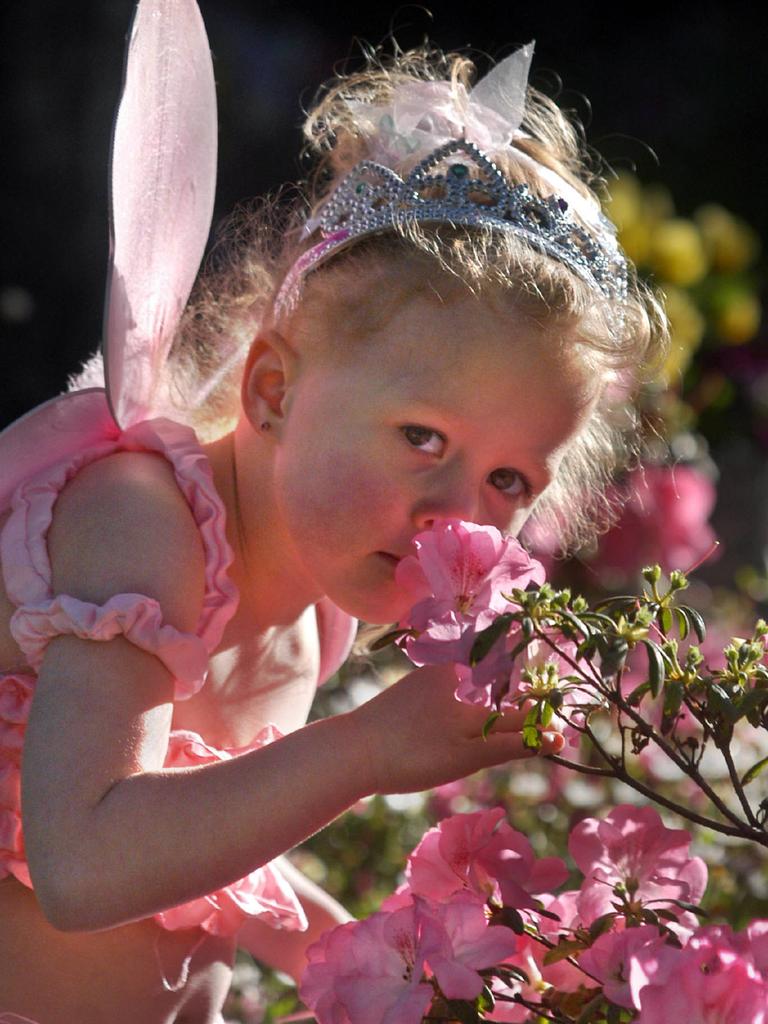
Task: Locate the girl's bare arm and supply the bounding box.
[21,454,558,932]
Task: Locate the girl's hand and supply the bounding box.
[348,663,563,795]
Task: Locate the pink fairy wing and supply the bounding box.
[0,391,118,513]
[104,0,217,428]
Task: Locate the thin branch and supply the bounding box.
[719,741,759,828]
[549,752,766,843]
[491,994,566,1022]
[605,688,750,831]
[528,924,603,987]
[547,754,615,777]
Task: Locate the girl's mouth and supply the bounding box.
[376,552,401,567]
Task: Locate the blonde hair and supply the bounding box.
[167,45,668,552]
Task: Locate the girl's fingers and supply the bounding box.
[478,699,534,732]
[477,727,564,763]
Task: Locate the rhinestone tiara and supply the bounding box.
[274,139,628,320]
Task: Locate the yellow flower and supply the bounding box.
[619,220,653,267]
[603,173,645,231]
[695,204,761,273]
[643,183,675,224]
[649,218,709,286]
[660,285,706,385]
[714,291,762,345]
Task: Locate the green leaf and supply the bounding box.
[594,595,641,611]
[607,1003,623,1024]
[741,755,768,786]
[549,688,564,711]
[481,711,503,740]
[588,912,616,941]
[540,701,554,728]
[642,639,666,697]
[522,724,541,750]
[531,904,562,921]
[674,607,690,640]
[599,637,629,678]
[739,687,768,727]
[494,963,530,985]
[543,938,587,965]
[493,907,526,934]
[469,613,514,666]
[662,680,683,732]
[660,606,673,634]
[667,899,708,917]
[576,993,609,1024]
[560,610,593,640]
[626,681,652,706]
[681,605,707,643]
[369,627,414,651]
[656,908,681,921]
[475,984,495,1013]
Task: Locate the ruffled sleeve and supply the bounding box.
[156,726,308,935]
[0,672,34,887]
[0,417,238,700]
[10,594,209,691]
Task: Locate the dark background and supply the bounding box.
[2,1,765,427]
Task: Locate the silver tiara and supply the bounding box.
[274,139,628,319]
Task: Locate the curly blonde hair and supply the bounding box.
[166,44,668,552]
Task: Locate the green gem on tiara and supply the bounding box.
[448,163,469,179]
[308,139,627,305]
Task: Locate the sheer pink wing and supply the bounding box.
[104,0,217,428]
[0,391,117,512]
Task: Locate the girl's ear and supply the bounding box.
[241,329,298,434]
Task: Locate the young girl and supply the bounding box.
[0,2,665,1021]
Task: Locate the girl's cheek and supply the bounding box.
[288,448,399,540]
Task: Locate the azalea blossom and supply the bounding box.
[569,804,707,923]
[404,807,568,910]
[300,906,433,1024]
[396,519,544,669]
[578,924,666,1009]
[299,893,518,1024]
[486,891,586,1021]
[418,894,519,1000]
[630,925,768,1023]
[593,463,719,583]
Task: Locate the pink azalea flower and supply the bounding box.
[404,808,568,910]
[451,625,525,710]
[487,891,587,1021]
[300,907,433,1024]
[397,520,545,666]
[300,894,518,1023]
[631,926,768,1023]
[738,920,768,978]
[578,924,667,1009]
[418,894,519,1000]
[593,464,719,583]
[569,804,707,923]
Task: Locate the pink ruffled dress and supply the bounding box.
[0,407,357,939]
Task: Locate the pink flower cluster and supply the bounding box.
[594,463,719,583]
[393,521,595,743]
[395,520,557,710]
[301,804,768,1023]
[300,808,565,1022]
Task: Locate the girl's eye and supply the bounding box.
[489,467,529,498]
[401,425,446,456]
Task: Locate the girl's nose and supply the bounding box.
[411,477,482,531]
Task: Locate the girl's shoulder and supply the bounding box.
[47,449,207,632]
